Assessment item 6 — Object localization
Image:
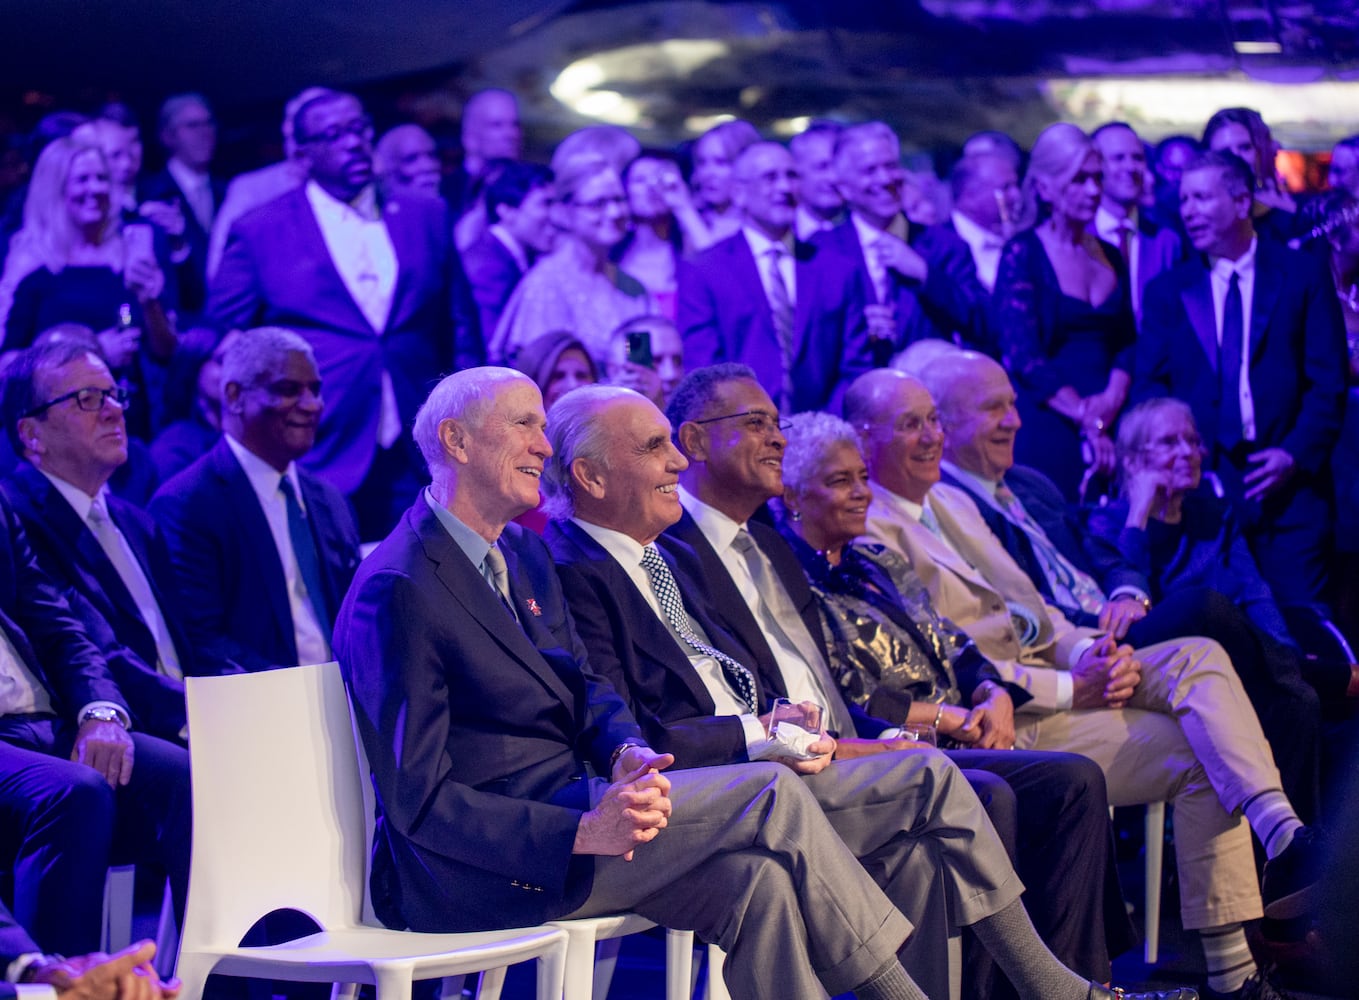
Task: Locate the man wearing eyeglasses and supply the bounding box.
[207,90,478,542]
[0,341,193,744]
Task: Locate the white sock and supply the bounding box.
[1241,789,1303,858]
[1200,923,1255,995]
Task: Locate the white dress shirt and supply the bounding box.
[795,205,836,243]
[572,518,767,751]
[851,213,893,303]
[741,226,797,309]
[1209,237,1258,442]
[1094,205,1140,312]
[224,435,330,666]
[951,210,1005,292]
[0,624,53,718]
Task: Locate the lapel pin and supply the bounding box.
[526,598,543,617]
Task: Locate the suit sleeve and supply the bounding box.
[676,256,722,369]
[205,221,264,331]
[914,225,990,350]
[1280,254,1347,475]
[1132,272,1177,403]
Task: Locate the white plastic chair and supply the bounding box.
[176,662,568,1000]
[1112,801,1168,964]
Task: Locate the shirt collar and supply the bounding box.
[166,157,209,193]
[870,478,928,522]
[950,210,1003,251]
[679,487,745,554]
[224,433,303,507]
[305,178,380,222]
[940,459,999,499]
[571,517,647,569]
[39,468,101,521]
[742,224,793,258]
[1210,235,1258,279]
[422,487,492,570]
[1094,204,1137,243]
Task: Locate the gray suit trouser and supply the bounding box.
[566,749,1022,1000]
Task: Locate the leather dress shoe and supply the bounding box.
[1261,826,1322,919]
[1088,986,1199,1000]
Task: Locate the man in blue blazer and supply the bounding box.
[677,142,866,415]
[1136,149,1348,613]
[207,90,477,539]
[0,343,194,742]
[150,328,360,675]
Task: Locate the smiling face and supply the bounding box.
[64,149,111,232]
[566,168,631,253]
[788,439,872,554]
[939,358,1021,481]
[863,378,943,503]
[684,378,788,518]
[577,394,688,545]
[452,378,551,531]
[1093,125,1147,209]
[792,130,843,215]
[229,350,323,472]
[733,143,799,239]
[19,352,127,494]
[836,133,905,229]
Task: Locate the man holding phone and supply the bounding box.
[603,315,685,407]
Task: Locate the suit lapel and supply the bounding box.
[383,195,418,333]
[1179,262,1218,371]
[1248,243,1281,365]
[288,189,380,335]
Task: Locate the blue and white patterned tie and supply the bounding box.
[640,544,760,713]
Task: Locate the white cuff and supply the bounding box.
[739,713,768,756]
[1054,670,1075,712]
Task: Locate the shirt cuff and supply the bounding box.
[77,701,132,730]
[7,955,44,985]
[15,985,57,1000]
[1054,665,1076,712]
[739,713,768,756]
[1109,586,1149,603]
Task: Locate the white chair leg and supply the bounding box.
[471,969,503,999]
[663,929,694,1000]
[704,946,730,1000]
[103,865,136,952]
[331,983,361,1000]
[372,963,416,1000]
[591,938,622,1000]
[560,926,599,1000]
[537,942,569,1000]
[169,952,218,1000]
[1144,802,1166,964]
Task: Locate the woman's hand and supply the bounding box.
[96,326,141,369]
[1124,464,1174,529]
[124,256,165,304]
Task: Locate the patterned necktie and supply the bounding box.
[764,244,796,410]
[1218,271,1244,448]
[994,482,1104,617]
[640,544,759,713]
[87,497,182,680]
[279,477,330,635]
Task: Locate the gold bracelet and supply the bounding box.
[933,704,945,729]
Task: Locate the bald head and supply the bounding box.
[377,124,440,198]
[733,142,799,239]
[462,89,522,170]
[921,351,1021,481]
[844,370,942,503]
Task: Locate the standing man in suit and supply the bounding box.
[140,94,224,316]
[926,349,1320,820]
[442,88,523,223]
[0,492,190,956]
[789,121,844,241]
[848,367,1317,1000]
[150,327,360,675]
[461,161,554,357]
[335,366,941,1000]
[677,141,865,414]
[0,342,194,742]
[374,124,441,200]
[1090,123,1181,324]
[1136,149,1348,615]
[208,89,477,539]
[947,152,1022,297]
[817,123,989,356]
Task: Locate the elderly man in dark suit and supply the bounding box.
[207,89,477,539]
[334,366,947,1000]
[0,342,194,742]
[677,141,866,414]
[150,327,360,676]
[0,492,190,956]
[1135,149,1348,616]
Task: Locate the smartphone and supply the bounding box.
[123,223,155,268]
[625,330,653,368]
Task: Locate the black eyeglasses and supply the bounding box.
[22,385,130,419]
[297,116,374,147]
[692,409,791,435]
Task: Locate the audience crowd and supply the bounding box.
[2,80,1358,1000]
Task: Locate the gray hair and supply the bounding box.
[834,122,900,170]
[1115,396,1196,468]
[664,363,759,435]
[541,384,638,521]
[781,411,864,498]
[412,366,532,476]
[219,327,316,397]
[158,93,211,137]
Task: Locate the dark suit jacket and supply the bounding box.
[462,229,523,360]
[546,518,772,770]
[1087,213,1182,321]
[1,464,191,739]
[677,231,866,413]
[334,503,643,932]
[0,492,125,719]
[139,166,228,315]
[207,186,476,493]
[940,465,1148,623]
[816,217,989,352]
[148,438,361,675]
[1136,238,1347,479]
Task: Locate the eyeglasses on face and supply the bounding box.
[1141,432,1203,453]
[692,409,792,436]
[22,385,130,419]
[298,117,374,147]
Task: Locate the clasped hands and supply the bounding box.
[1072,635,1141,710]
[573,746,674,861]
[25,941,180,1000]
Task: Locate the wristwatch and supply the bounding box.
[80,705,128,728]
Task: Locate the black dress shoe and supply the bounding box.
[1261,825,1322,919]
[1201,967,1298,1000]
[1087,985,1199,999]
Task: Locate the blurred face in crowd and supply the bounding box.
[196,330,239,410]
[64,149,112,232]
[938,356,1021,482]
[228,350,323,472]
[1045,150,1103,225]
[954,153,1021,235]
[499,182,556,255]
[1093,125,1147,209]
[575,394,688,546]
[19,352,128,494]
[162,100,217,172]
[732,143,799,240]
[463,90,522,165]
[606,317,684,403]
[682,378,788,515]
[625,155,683,222]
[1330,143,1359,200]
[861,377,943,504]
[76,120,142,190]
[1154,138,1198,189]
[1207,121,1264,181]
[377,124,440,198]
[565,167,630,254]
[543,347,596,410]
[787,439,873,554]
[297,94,375,202]
[836,132,905,229]
[1125,406,1203,495]
[1180,165,1252,259]
[792,130,843,217]
[691,131,737,212]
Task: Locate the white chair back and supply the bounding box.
[181,662,369,949]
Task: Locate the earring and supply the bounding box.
[790,510,802,522]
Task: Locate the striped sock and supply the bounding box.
[1241,789,1303,858]
[1200,923,1255,995]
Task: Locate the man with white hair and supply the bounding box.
[375,123,441,200]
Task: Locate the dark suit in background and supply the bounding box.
[1136,238,1348,610]
[1,463,191,741]
[149,438,361,675]
[677,231,865,413]
[139,167,228,316]
[461,228,524,362]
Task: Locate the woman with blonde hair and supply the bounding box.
[993,122,1135,501]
